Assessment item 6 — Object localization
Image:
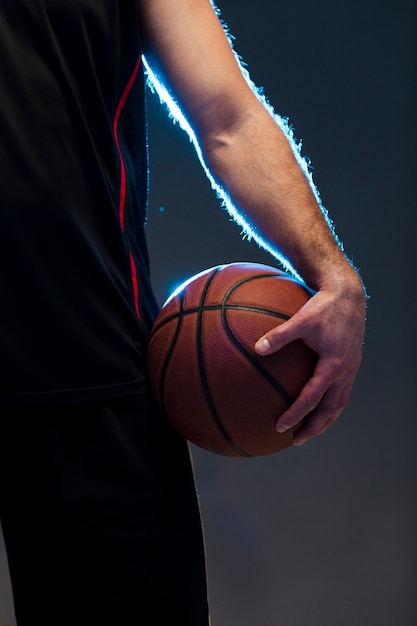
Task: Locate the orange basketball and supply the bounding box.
[147,262,317,457]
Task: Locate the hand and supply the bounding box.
[254,277,366,446]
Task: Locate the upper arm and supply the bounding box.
[137,0,263,141]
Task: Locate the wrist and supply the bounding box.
[304,254,366,300]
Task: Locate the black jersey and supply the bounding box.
[0,0,159,404]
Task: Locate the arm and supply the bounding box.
[138,0,367,445]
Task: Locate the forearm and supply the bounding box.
[199,105,362,295]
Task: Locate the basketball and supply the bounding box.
[147,262,317,457]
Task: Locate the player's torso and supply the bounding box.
[0,0,158,404]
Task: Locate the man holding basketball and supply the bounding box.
[0,1,366,625]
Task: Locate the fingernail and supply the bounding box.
[293,438,307,446]
[255,338,271,354]
[276,422,290,433]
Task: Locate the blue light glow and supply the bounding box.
[142,3,343,279]
[163,266,216,308]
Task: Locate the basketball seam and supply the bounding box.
[221,275,295,405]
[158,291,185,413]
[197,268,252,457]
[153,304,290,331]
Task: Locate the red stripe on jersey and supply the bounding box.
[113,55,142,323]
[129,251,141,319]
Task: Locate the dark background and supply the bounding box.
[1,1,416,624]
[145,1,416,624]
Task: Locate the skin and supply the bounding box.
[138,0,367,446]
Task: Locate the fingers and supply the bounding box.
[277,375,353,446]
[255,314,302,355]
[253,287,365,447]
[274,364,329,433]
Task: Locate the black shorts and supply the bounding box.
[0,394,209,625]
